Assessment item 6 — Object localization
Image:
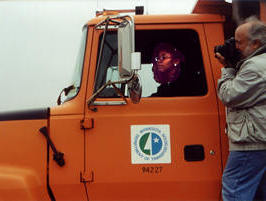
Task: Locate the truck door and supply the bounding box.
[84,23,222,201]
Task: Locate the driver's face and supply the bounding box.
[154,51,173,72]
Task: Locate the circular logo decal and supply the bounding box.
[139,132,163,156]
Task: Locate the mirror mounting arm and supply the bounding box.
[111,83,128,104]
[87,73,134,111]
[95,15,133,30]
[94,17,110,90]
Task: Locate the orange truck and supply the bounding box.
[0,1,265,201]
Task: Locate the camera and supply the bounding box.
[214,37,241,67]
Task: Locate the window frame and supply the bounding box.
[92,23,212,100]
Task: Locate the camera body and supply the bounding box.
[214,37,241,67]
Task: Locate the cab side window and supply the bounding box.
[136,29,207,97]
[94,29,207,98]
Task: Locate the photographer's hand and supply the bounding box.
[215,52,233,68]
[215,52,227,66]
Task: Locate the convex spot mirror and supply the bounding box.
[127,74,142,104]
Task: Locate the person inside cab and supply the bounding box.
[151,42,186,97]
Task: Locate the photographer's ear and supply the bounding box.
[252,39,262,50]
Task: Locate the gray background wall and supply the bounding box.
[0,0,200,111]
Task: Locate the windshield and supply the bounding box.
[64,26,88,102]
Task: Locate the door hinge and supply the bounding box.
[80,118,94,130]
[80,171,94,184]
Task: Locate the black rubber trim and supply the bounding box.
[0,108,49,121]
[46,138,56,201]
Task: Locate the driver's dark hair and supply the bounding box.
[152,42,185,61]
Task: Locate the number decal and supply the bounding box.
[142,166,163,174]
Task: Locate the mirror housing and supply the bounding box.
[87,15,142,108]
[118,17,141,78]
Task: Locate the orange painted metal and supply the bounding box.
[0,120,50,201]
[82,20,226,201]
[88,14,225,26]
[261,1,266,22]
[48,114,87,201]
[203,22,228,169]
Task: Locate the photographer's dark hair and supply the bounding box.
[243,16,266,46]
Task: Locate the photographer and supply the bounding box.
[215,16,266,201]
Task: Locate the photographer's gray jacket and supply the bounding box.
[217,45,266,151]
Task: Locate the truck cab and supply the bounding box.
[5,12,229,201]
[3,3,260,200]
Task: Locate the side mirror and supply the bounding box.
[118,16,142,104]
[118,17,141,78]
[87,15,142,108]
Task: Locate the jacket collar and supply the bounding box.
[236,44,266,70]
[246,44,266,59]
